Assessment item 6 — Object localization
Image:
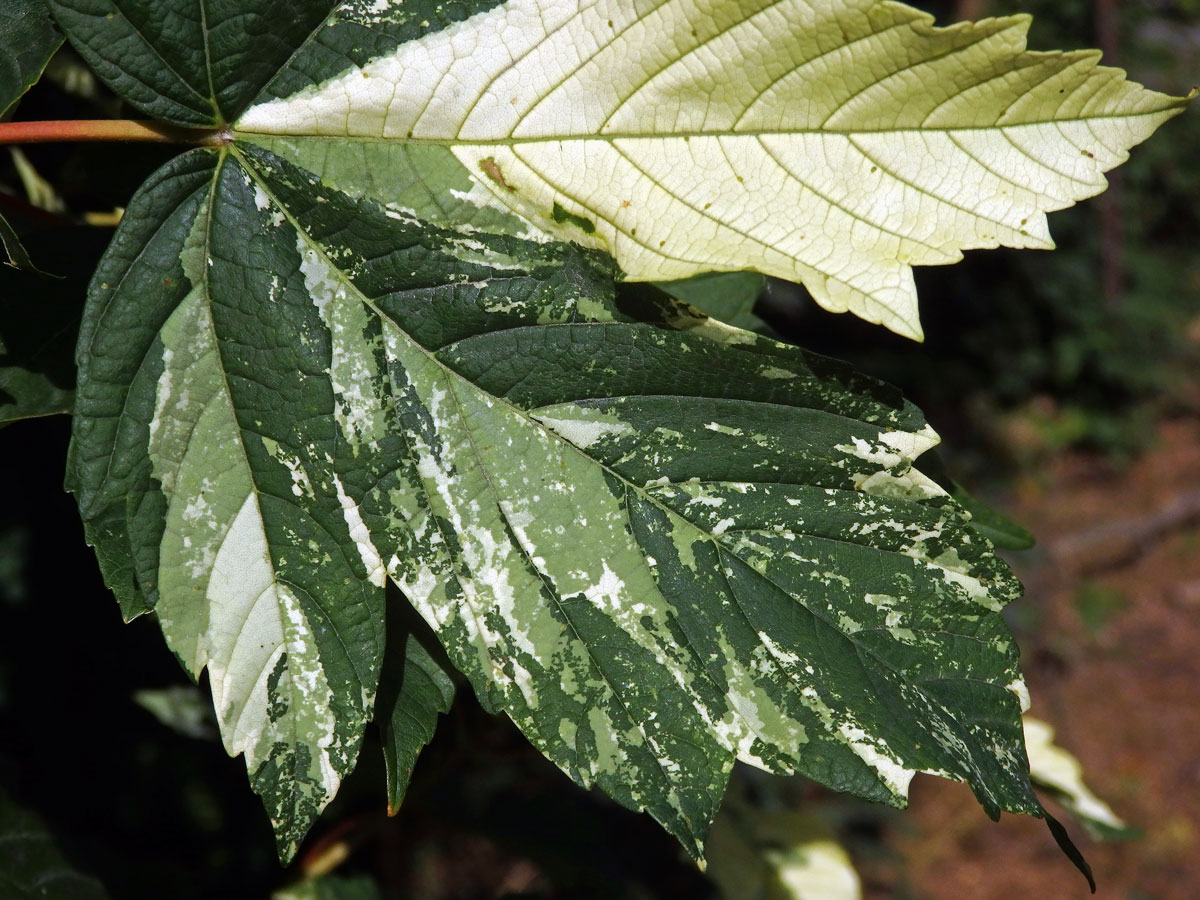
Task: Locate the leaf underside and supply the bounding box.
[55,0,1188,863]
[235,0,1190,339]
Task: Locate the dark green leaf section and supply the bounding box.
[47,0,336,125]
[378,593,455,814]
[254,0,506,105]
[654,272,767,332]
[236,143,1043,854]
[65,151,213,619]
[0,0,63,117]
[0,788,111,900]
[1044,812,1096,893]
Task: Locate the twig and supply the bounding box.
[1050,490,1200,575]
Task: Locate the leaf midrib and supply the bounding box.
[233,102,1179,148]
[182,149,370,801]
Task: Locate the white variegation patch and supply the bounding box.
[532,404,636,449]
[204,495,289,757]
[1007,677,1032,713]
[295,232,390,452]
[334,474,386,587]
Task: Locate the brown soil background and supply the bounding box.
[869,417,1200,900]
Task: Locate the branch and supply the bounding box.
[1050,490,1200,575]
[0,119,223,146]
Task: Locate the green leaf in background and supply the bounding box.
[1,149,64,278]
[377,593,455,815]
[1025,716,1135,841]
[707,802,861,900]
[0,226,99,424]
[273,873,382,900]
[0,0,63,118]
[656,271,767,332]
[0,211,48,276]
[919,451,1036,551]
[0,788,110,900]
[236,0,1191,339]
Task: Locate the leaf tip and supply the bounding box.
[895,317,925,343]
[1044,811,1097,893]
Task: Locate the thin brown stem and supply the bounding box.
[0,119,223,146]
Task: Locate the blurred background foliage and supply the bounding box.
[1,0,1196,897]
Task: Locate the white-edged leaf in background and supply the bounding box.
[708,802,860,900]
[133,684,218,741]
[1025,716,1134,840]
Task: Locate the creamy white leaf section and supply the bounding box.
[145,207,347,859]
[236,0,1190,338]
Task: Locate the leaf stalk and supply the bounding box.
[0,119,221,146]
